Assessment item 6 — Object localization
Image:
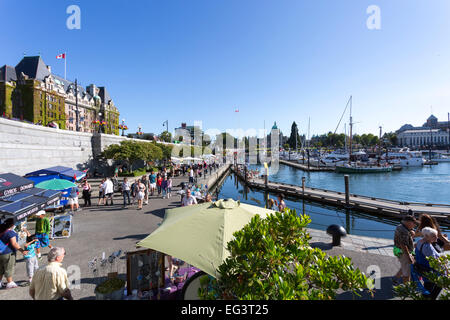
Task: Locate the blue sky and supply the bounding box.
[2,0,450,137]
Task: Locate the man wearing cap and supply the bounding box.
[393,215,417,284]
[35,211,52,260]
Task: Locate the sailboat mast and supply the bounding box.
[344,123,347,150]
[349,96,353,164]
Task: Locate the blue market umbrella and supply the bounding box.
[35,179,77,190]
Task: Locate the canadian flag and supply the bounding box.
[56,53,66,59]
[235,108,239,113]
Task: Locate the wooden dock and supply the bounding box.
[232,166,450,225]
[279,159,335,172]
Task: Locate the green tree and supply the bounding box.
[199,209,372,300]
[145,142,163,163]
[160,131,172,143]
[383,132,398,146]
[288,122,301,150]
[103,140,148,172]
[159,143,174,160]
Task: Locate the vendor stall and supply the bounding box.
[24,166,87,183]
[0,174,61,223]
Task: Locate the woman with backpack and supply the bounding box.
[0,218,28,289]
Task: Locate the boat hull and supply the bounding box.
[335,165,392,173]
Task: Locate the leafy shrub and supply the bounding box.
[119,169,147,177]
[199,209,372,300]
[394,255,450,300]
[95,278,125,294]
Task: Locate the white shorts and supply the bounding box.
[68,197,79,205]
[150,183,156,189]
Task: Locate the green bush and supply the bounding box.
[119,169,147,177]
[199,208,372,300]
[394,254,450,300]
[95,278,125,294]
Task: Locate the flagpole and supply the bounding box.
[65,52,67,80]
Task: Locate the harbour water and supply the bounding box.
[215,163,450,240]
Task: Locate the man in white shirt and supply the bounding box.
[104,177,114,205]
[182,189,197,207]
[122,178,131,207]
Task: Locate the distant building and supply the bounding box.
[174,122,204,144]
[397,115,450,147]
[0,56,120,135]
[267,121,284,148]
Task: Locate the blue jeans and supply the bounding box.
[123,190,130,205]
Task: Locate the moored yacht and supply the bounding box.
[381,148,425,167]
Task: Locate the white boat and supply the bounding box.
[433,154,450,162]
[419,151,450,163]
[381,148,425,167]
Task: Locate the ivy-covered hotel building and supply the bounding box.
[0,56,120,135]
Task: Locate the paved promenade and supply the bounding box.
[0,170,404,300]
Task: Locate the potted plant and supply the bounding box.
[95,277,126,300]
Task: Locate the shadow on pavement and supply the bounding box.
[310,241,333,251]
[363,245,394,250]
[113,234,148,241]
[336,277,395,300]
[143,208,166,218]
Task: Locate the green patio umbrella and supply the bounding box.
[136,199,274,277]
[35,178,77,190]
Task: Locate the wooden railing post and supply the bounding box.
[344,175,350,207]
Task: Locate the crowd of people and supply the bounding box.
[0,210,53,291]
[393,213,450,298]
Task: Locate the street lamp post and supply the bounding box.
[121,119,125,136]
[98,112,103,133]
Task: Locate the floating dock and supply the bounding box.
[279,159,335,172]
[232,166,450,225]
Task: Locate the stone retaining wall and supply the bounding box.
[0,118,152,176]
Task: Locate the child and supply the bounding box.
[161,177,168,199]
[166,176,173,199]
[23,232,39,283]
[34,210,52,259]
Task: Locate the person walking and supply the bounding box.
[23,232,39,284]
[393,216,417,284]
[0,218,28,289]
[277,194,287,212]
[149,171,157,196]
[122,178,131,207]
[81,179,92,207]
[97,179,106,206]
[189,166,194,184]
[136,179,146,210]
[104,177,114,206]
[34,211,52,260]
[68,185,80,213]
[29,247,73,300]
[131,179,138,205]
[141,175,150,205]
[156,174,163,196]
[161,176,168,199]
[166,175,173,199]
